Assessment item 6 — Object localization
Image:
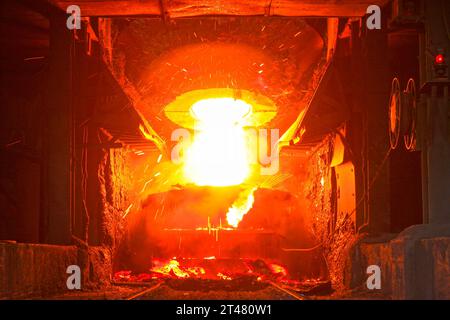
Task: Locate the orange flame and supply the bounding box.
[115,259,292,283]
[186,266,206,276]
[183,98,252,186]
[226,187,257,228]
[268,263,287,277]
[151,259,190,278]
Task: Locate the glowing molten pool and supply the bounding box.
[184,98,252,187]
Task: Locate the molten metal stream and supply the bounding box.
[182,98,257,227]
[184,98,252,187]
[226,187,257,228]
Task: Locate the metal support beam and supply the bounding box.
[45,0,390,18]
[422,0,450,225]
[41,11,74,244]
[361,13,391,234]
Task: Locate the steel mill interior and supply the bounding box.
[0,0,449,300]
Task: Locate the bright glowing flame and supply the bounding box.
[151,259,190,278]
[114,258,293,282]
[190,98,251,122]
[268,263,288,277]
[184,98,252,186]
[226,187,257,228]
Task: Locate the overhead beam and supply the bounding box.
[46,0,389,18]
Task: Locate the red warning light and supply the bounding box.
[435,54,445,64]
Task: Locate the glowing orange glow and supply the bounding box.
[268,263,287,277]
[114,258,294,282]
[186,266,206,276]
[190,98,251,123]
[164,88,277,130]
[217,272,232,280]
[184,98,252,186]
[151,259,190,278]
[226,187,257,227]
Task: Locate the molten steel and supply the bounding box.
[151,259,191,278]
[268,263,288,277]
[184,98,252,187]
[114,258,292,283]
[226,187,257,227]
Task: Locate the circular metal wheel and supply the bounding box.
[389,78,401,150]
[402,78,417,151]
